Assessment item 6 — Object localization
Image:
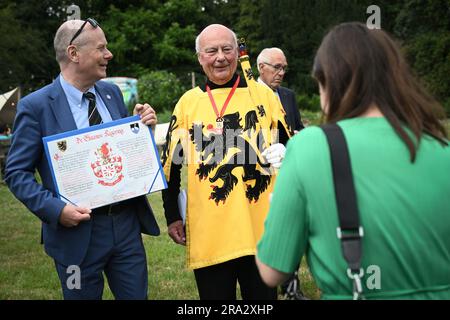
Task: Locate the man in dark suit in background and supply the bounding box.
[5,19,159,299]
[257,48,304,134]
[257,47,306,300]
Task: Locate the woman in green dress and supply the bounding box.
[256,22,450,299]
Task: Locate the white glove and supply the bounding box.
[261,143,286,169]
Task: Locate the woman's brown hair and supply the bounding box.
[312,22,448,162]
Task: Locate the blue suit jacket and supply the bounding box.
[277,86,304,132]
[5,76,160,266]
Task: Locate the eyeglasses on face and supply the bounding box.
[69,18,99,45]
[263,62,288,73]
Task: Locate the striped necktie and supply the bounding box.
[83,92,102,126]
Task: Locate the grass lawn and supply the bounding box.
[1,114,446,300]
[0,168,320,300]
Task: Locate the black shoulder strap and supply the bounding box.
[321,123,365,300]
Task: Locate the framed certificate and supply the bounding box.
[43,115,167,209]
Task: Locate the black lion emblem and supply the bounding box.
[190,111,272,204]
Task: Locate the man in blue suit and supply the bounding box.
[257,47,307,300]
[257,48,304,134]
[5,19,159,299]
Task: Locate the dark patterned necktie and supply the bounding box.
[83,92,102,126]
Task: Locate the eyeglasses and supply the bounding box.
[69,18,99,45]
[263,62,288,73]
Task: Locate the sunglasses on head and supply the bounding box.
[69,18,99,45]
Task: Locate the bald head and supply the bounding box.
[195,24,237,53]
[53,19,113,91]
[257,47,288,90]
[54,20,93,64]
[257,48,286,72]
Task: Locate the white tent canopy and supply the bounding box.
[0,88,19,125]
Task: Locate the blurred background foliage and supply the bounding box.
[137,70,187,121]
[0,0,449,114]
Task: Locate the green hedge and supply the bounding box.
[297,94,321,112]
[137,70,187,115]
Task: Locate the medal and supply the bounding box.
[216,117,224,129]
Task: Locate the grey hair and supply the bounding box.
[195,24,238,53]
[256,47,285,72]
[54,20,88,64]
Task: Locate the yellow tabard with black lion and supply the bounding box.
[162,78,291,269]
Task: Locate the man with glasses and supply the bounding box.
[5,19,159,299]
[257,48,307,300]
[161,24,291,299]
[257,48,304,134]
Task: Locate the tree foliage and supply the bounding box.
[0,2,60,94]
[394,0,450,112]
[137,70,187,113]
[0,0,448,112]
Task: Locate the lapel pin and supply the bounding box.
[106,94,111,100]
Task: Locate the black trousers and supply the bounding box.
[193,255,277,300]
